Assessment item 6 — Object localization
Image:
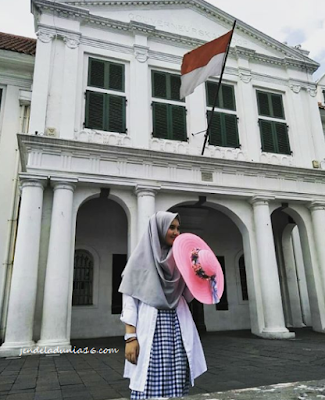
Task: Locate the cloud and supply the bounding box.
[1,1,35,38]
[211,0,325,79]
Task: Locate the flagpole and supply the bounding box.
[201,19,237,156]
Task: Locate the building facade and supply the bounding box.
[0,32,35,341]
[1,0,325,357]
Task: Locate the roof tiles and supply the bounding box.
[0,31,36,56]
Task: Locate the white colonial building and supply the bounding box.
[1,0,325,357]
[0,32,35,342]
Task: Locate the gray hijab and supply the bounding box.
[118,211,186,309]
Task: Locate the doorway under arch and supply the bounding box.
[169,203,250,333]
[271,208,311,329]
[71,196,128,338]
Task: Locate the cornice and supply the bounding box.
[59,0,320,63]
[18,134,325,183]
[17,133,325,203]
[32,0,319,73]
[82,36,134,55]
[0,49,35,65]
[32,0,90,19]
[37,24,81,42]
[0,75,33,89]
[38,23,318,75]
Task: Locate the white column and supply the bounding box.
[0,178,45,357]
[37,180,76,350]
[59,36,80,139]
[282,225,305,327]
[306,88,325,162]
[250,196,294,339]
[235,54,261,162]
[291,227,311,326]
[135,186,156,241]
[286,86,312,167]
[29,30,54,135]
[130,32,150,148]
[309,202,325,295]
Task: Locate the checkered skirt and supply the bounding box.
[131,309,190,399]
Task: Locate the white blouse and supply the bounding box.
[120,294,207,392]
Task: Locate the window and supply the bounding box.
[206,82,239,148]
[73,250,94,306]
[323,89,325,104]
[151,71,187,141]
[85,58,126,133]
[238,255,248,301]
[256,90,291,155]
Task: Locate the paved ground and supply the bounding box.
[0,328,325,399]
[191,380,325,399]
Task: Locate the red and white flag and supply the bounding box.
[180,29,233,99]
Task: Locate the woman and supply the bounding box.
[119,211,206,399]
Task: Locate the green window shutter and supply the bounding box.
[108,95,126,133]
[170,75,182,102]
[208,112,239,148]
[271,94,284,119]
[88,58,105,89]
[224,114,239,147]
[259,119,276,153]
[85,91,105,130]
[206,82,235,110]
[108,63,124,92]
[152,102,168,139]
[221,85,236,111]
[206,81,220,108]
[170,105,187,141]
[152,71,167,99]
[275,122,291,154]
[208,111,222,146]
[257,91,271,117]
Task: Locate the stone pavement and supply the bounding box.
[0,328,324,400]
[191,380,325,399]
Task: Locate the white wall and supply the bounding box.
[0,86,21,311]
[0,70,33,339]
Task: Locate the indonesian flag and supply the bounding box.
[180,29,233,99]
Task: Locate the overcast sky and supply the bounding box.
[1,0,325,80]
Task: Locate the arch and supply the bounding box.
[73,188,132,224]
[163,196,263,336]
[69,188,131,338]
[271,204,325,332]
[159,196,250,237]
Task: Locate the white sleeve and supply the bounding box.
[120,294,139,327]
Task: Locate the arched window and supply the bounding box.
[73,250,94,306]
[239,255,248,301]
